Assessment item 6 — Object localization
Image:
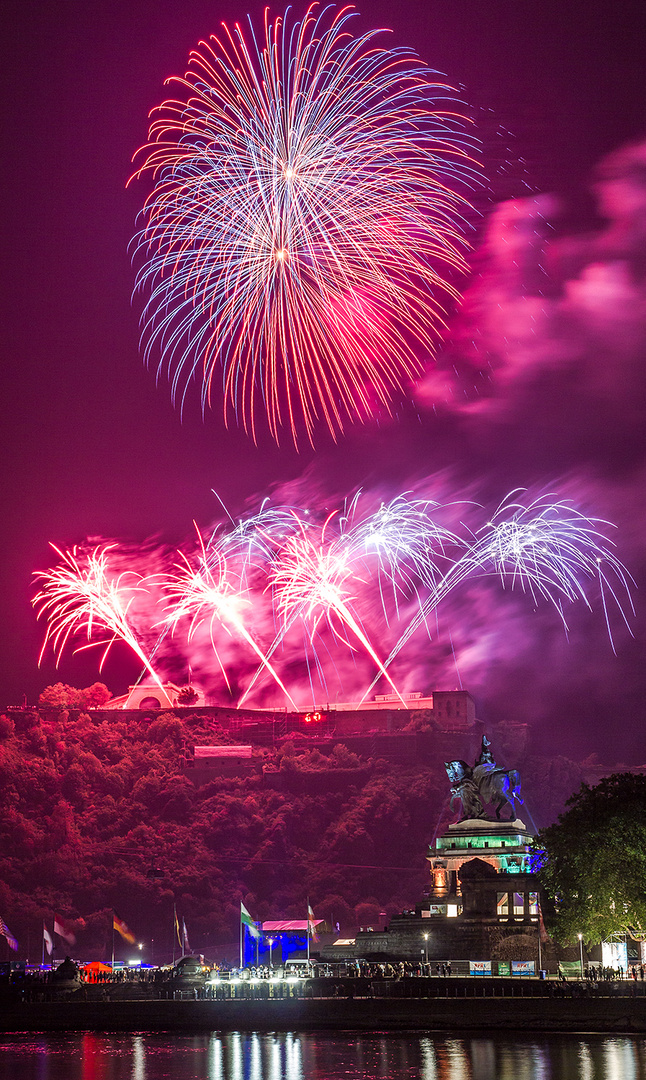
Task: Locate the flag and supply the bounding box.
[182,918,190,953]
[0,917,18,952]
[308,904,319,943]
[241,902,259,939]
[43,923,53,956]
[54,913,76,945]
[174,907,182,946]
[113,913,135,945]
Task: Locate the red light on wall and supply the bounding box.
[303,712,323,724]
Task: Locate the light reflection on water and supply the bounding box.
[0,1032,644,1080]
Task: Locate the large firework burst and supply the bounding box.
[130,5,477,446]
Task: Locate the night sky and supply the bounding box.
[2,0,646,762]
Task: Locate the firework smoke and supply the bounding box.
[33,488,632,711]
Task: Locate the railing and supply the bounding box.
[202,976,646,1002]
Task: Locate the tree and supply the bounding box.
[176,686,199,706]
[537,773,646,945]
[38,682,111,712]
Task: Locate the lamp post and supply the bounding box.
[423,933,429,965]
[578,933,584,978]
[268,937,275,968]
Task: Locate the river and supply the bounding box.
[0,1031,643,1079]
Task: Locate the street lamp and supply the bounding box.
[578,933,584,979]
[268,937,275,968]
[423,933,429,965]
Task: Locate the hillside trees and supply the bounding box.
[0,695,612,963]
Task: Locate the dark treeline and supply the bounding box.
[0,685,606,962]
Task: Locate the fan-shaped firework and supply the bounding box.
[269,512,408,705]
[159,528,296,706]
[33,491,633,709]
[360,492,635,702]
[32,543,165,694]
[130,4,477,445]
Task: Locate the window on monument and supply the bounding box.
[529,892,539,916]
[513,892,524,917]
[497,892,509,918]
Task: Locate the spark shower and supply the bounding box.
[32,491,633,709]
[130,4,478,446]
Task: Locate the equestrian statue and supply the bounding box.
[445,735,523,822]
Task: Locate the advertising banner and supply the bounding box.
[469,960,492,975]
[511,960,535,975]
[497,961,510,976]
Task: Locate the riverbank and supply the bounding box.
[2,995,646,1033]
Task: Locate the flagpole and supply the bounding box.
[239,904,243,970]
[307,897,310,964]
[111,911,115,969]
[173,903,176,966]
[41,922,45,970]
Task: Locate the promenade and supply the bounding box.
[4,978,646,1034]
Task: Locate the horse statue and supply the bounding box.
[445,759,486,821]
[446,736,523,822]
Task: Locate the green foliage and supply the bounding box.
[538,772,646,946]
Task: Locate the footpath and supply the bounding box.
[3,978,646,1033]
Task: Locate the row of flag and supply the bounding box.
[41,912,136,956]
[4,902,316,960]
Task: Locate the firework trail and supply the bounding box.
[237,494,457,706]
[33,492,633,709]
[32,544,165,694]
[160,527,297,707]
[130,4,477,446]
[266,511,410,706]
[348,492,464,619]
[360,492,635,701]
[212,501,300,575]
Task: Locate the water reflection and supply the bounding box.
[0,1032,644,1079]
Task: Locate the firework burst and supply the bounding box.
[160,528,297,706]
[268,511,409,705]
[361,491,635,700]
[32,543,165,693]
[130,4,477,446]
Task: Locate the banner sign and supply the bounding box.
[469,961,492,975]
[497,962,510,976]
[511,960,535,975]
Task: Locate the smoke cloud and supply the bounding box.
[37,139,646,762]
